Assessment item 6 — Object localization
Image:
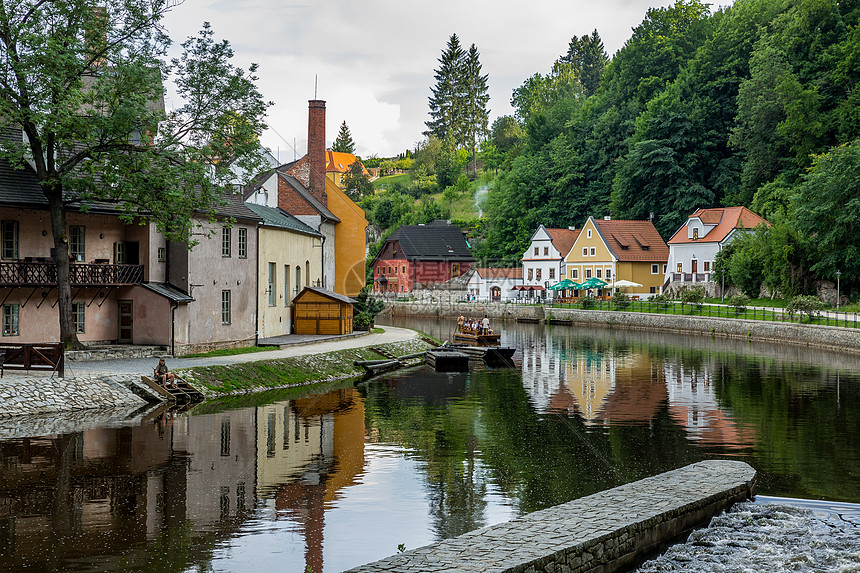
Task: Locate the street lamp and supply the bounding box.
[721,269,726,302]
[836,270,841,310]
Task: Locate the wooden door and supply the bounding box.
[118,300,133,343]
[691,260,698,273]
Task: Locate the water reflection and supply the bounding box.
[0,319,858,572]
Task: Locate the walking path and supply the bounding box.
[64,326,420,377]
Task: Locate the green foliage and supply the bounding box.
[333,121,356,154]
[727,294,750,312]
[560,29,609,96]
[342,160,373,200]
[580,295,597,309]
[680,286,706,307]
[353,287,385,331]
[786,294,825,320]
[611,291,631,309]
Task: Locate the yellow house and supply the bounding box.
[325,150,370,188]
[245,203,323,338]
[326,177,368,297]
[563,216,669,298]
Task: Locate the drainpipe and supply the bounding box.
[170,301,177,357]
[255,222,260,346]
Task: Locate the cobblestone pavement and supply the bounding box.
[65,326,419,376]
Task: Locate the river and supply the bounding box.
[0,318,858,572]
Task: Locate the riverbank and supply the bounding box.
[385,300,860,355]
[0,326,428,419]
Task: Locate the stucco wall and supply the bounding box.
[327,180,367,297]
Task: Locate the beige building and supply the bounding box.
[245,203,322,337]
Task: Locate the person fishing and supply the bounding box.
[154,358,176,388]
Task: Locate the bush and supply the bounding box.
[786,295,825,321]
[650,293,670,303]
[726,294,750,313]
[611,291,630,309]
[681,286,706,308]
[580,295,597,309]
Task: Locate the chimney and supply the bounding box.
[307,99,327,205]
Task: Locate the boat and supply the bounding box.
[448,344,516,368]
[452,331,501,345]
[426,348,470,372]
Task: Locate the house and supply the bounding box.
[371,221,475,294]
[466,268,523,302]
[244,203,323,338]
[271,99,368,297]
[518,225,580,299]
[665,207,769,287]
[293,286,354,335]
[563,216,669,298]
[325,149,371,188]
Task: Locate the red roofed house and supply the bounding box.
[563,216,669,298]
[466,267,523,302]
[519,225,580,299]
[665,207,769,288]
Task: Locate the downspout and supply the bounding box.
[255,221,260,346]
[170,301,177,357]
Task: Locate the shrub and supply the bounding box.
[580,295,597,309]
[786,295,825,321]
[611,291,630,309]
[727,294,750,313]
[681,286,706,308]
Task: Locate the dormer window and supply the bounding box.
[693,228,699,240]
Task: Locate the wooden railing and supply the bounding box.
[0,261,143,286]
[0,342,64,377]
[670,272,711,283]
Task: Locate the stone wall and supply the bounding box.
[347,460,756,573]
[384,301,860,355]
[0,373,147,418]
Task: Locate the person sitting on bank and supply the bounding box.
[155,358,176,388]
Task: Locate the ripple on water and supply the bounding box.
[637,502,860,572]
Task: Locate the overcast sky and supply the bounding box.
[161,0,724,162]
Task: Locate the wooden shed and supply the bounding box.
[293,287,354,335]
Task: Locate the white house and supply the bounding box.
[466,267,523,302]
[518,225,580,299]
[666,207,769,287]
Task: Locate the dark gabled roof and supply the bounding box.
[140,282,194,303]
[244,203,321,237]
[386,222,475,261]
[277,172,340,223]
[242,168,276,200]
[211,193,263,222]
[297,286,355,305]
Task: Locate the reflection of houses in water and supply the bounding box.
[515,326,567,412]
[664,361,757,448]
[255,388,366,573]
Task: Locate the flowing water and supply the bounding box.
[0,319,858,572]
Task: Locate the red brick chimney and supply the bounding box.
[307,99,327,205]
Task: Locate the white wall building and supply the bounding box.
[519,225,580,299]
[466,267,523,302]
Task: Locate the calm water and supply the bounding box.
[1,319,858,572]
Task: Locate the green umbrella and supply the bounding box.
[579,277,609,289]
[549,279,577,290]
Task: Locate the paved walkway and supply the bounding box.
[62,326,420,377]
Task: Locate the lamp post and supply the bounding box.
[721,269,726,302]
[836,270,841,310]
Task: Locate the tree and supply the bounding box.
[333,120,356,154]
[461,44,490,176]
[560,29,608,96]
[0,3,270,348]
[342,161,373,200]
[426,34,464,143]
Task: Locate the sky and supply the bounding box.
[160,0,715,162]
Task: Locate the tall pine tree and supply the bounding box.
[426,34,465,143]
[461,44,490,175]
[561,29,608,96]
[333,120,356,154]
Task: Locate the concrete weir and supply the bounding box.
[346,460,757,573]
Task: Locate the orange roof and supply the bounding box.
[325,150,370,176]
[546,228,580,258]
[668,207,769,245]
[593,219,669,262]
[474,267,523,279]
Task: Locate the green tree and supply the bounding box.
[461,44,490,176]
[426,34,465,143]
[333,120,356,154]
[342,161,373,200]
[560,29,609,96]
[0,4,269,348]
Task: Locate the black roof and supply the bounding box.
[213,193,264,222]
[385,221,475,261]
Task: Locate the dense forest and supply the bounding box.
[365,0,860,298]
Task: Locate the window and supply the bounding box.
[295,266,302,294]
[72,302,85,333]
[238,228,247,258]
[692,228,699,240]
[221,290,231,324]
[70,225,86,261]
[596,269,602,278]
[2,304,19,336]
[549,268,555,279]
[606,268,612,279]
[650,286,657,294]
[652,264,659,274]
[589,247,596,256]
[663,264,668,273]
[582,247,588,256]
[1,221,18,260]
[222,227,231,257]
[536,268,541,281]
[284,265,290,305]
[221,419,231,457]
[268,263,276,306]
[402,266,406,274]
[585,269,592,279]
[534,247,539,256]
[543,247,549,256]
[452,263,460,277]
[528,268,533,281]
[572,269,578,279]
[157,247,166,262]
[704,261,711,272]
[587,229,592,238]
[677,263,683,273]
[114,241,127,264]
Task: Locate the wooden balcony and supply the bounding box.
[0,261,143,287]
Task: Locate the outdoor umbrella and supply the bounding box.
[549,279,577,290]
[609,279,642,288]
[579,278,608,289]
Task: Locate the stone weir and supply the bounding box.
[346,460,756,573]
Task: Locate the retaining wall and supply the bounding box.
[0,373,147,418]
[346,460,756,573]
[384,301,860,355]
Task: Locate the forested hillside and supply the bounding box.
[476,0,860,296]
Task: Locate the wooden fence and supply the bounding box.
[0,343,65,377]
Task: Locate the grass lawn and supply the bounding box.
[182,346,274,358]
[374,173,410,190]
[704,297,789,308]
